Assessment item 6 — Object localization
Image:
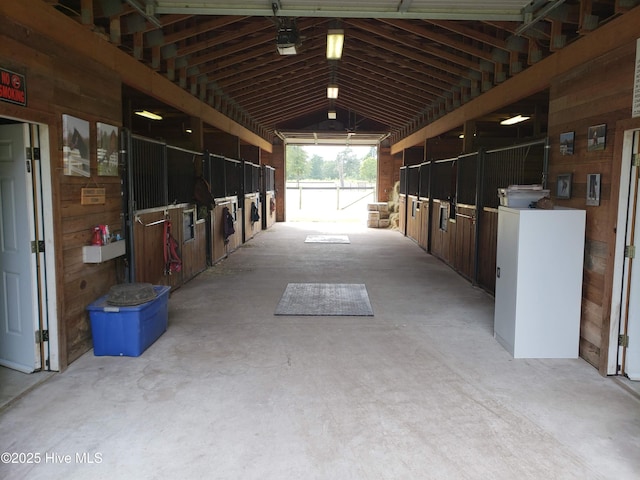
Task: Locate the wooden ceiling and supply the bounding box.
[48,0,638,146]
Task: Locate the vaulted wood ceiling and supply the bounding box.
[48,0,638,146]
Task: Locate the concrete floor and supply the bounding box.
[1,222,639,479]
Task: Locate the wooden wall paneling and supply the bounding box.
[454,205,476,280]
[194,220,208,274]
[265,191,277,229]
[244,193,261,241]
[406,195,419,242]
[133,211,167,285]
[430,199,444,260]
[398,195,406,234]
[547,40,636,370]
[477,208,498,294]
[417,198,429,250]
[210,202,227,264]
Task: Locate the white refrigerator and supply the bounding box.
[494,206,586,358]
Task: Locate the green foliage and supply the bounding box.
[286,145,378,182]
[308,154,324,180]
[286,145,309,181]
[360,155,377,181]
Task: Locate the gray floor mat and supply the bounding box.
[274,283,373,316]
[304,235,350,244]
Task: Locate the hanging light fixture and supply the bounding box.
[327,84,339,99]
[328,110,337,119]
[326,29,344,60]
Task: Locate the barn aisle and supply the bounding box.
[1,222,639,479]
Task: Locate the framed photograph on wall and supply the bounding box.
[556,173,572,199]
[586,174,601,206]
[587,124,606,151]
[97,122,119,176]
[62,114,90,177]
[559,132,574,155]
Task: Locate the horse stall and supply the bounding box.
[429,157,457,266]
[125,134,207,288]
[205,154,243,263]
[262,165,276,230]
[243,161,262,242]
[475,140,547,293]
[397,139,547,293]
[398,166,407,235]
[405,165,422,245]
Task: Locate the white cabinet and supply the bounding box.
[494,206,586,358]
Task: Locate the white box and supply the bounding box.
[494,207,585,358]
[83,240,126,263]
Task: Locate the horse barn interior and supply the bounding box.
[1,0,640,477]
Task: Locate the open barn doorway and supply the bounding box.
[285,144,378,223]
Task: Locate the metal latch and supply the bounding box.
[35,329,49,344]
[31,240,45,254]
[624,245,635,259]
[619,334,629,348]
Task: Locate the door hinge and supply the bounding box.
[36,329,49,344]
[624,245,636,258]
[632,154,640,167]
[31,240,45,254]
[619,334,629,348]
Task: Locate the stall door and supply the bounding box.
[0,124,39,373]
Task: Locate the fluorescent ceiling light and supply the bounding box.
[185,129,193,134]
[326,29,344,59]
[277,44,298,55]
[328,110,337,120]
[135,110,163,120]
[327,85,339,99]
[500,114,530,126]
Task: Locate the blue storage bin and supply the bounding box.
[87,285,170,357]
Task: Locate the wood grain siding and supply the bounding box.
[477,208,498,294]
[398,195,406,235]
[265,192,277,229]
[453,205,476,281]
[0,14,123,367]
[244,193,262,241]
[548,41,636,372]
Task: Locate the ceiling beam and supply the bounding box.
[154,3,525,21]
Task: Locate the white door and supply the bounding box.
[621,131,640,380]
[0,123,40,373]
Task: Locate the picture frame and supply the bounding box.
[556,173,572,199]
[586,174,601,206]
[62,114,90,177]
[97,122,119,176]
[587,124,606,151]
[559,132,574,155]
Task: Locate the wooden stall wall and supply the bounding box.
[132,205,206,288]
[244,193,262,241]
[477,209,498,294]
[406,195,420,243]
[416,197,429,250]
[0,11,123,367]
[210,196,241,263]
[547,41,637,372]
[265,191,277,229]
[453,205,476,281]
[430,199,454,265]
[398,195,407,235]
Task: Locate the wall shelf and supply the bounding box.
[83,240,125,263]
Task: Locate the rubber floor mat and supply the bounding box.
[304,235,350,244]
[274,283,373,316]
